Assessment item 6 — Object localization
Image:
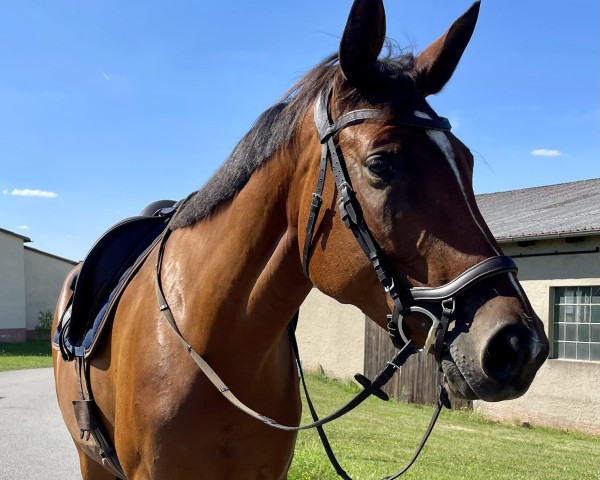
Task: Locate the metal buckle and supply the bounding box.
[441,298,456,314]
[311,192,322,208]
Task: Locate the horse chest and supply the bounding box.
[116,361,299,479]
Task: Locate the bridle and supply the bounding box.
[303,87,518,362]
[154,87,519,480]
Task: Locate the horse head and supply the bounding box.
[299,0,549,402]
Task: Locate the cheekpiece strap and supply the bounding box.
[303,89,386,279]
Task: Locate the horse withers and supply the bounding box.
[53,1,549,478]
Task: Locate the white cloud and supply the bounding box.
[531,149,561,157]
[4,188,59,198]
[18,225,30,230]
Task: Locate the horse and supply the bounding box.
[52,1,549,478]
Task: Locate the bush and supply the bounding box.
[36,309,54,335]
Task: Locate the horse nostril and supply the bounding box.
[481,325,530,383]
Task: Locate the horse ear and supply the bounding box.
[412,1,481,96]
[339,0,386,87]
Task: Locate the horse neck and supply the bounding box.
[163,140,316,360]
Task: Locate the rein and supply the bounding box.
[155,228,416,433]
[154,88,518,479]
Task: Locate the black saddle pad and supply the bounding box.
[55,203,176,358]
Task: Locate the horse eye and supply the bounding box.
[366,157,392,177]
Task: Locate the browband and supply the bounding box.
[314,89,452,145]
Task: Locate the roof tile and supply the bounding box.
[476,178,600,240]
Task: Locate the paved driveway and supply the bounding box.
[0,368,80,479]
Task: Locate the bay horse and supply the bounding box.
[53,1,549,478]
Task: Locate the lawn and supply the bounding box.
[0,340,53,371]
[289,373,599,480]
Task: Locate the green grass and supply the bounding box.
[289,373,599,480]
[0,340,53,371]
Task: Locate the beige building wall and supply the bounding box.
[474,237,600,434]
[297,237,600,433]
[0,230,28,341]
[23,247,77,333]
[297,288,366,380]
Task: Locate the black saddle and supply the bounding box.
[54,200,177,360]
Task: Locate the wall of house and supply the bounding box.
[296,236,600,433]
[474,236,600,434]
[297,288,366,380]
[1,229,77,342]
[23,247,76,335]
[0,231,27,341]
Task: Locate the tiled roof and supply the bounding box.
[476,178,600,241]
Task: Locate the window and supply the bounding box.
[553,286,600,361]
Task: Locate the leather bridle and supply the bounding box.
[303,87,518,362]
[154,87,520,479]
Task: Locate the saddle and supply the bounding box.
[52,200,178,479]
[54,200,177,360]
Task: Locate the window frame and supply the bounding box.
[551,285,600,362]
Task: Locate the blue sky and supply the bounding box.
[0,0,598,261]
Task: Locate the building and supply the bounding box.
[0,228,77,342]
[297,178,600,433]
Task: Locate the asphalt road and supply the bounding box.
[0,368,80,479]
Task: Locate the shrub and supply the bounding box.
[36,309,54,335]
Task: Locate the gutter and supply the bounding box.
[495,230,600,244]
[510,247,599,259]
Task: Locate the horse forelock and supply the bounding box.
[170,49,416,230]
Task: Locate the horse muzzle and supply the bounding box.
[441,297,549,402]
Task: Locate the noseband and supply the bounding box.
[302,88,518,360]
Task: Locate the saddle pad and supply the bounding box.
[54,206,175,359]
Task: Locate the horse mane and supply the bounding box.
[170,48,415,230]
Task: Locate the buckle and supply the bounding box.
[310,192,322,208]
[441,298,455,315]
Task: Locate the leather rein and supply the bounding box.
[154,88,518,479]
